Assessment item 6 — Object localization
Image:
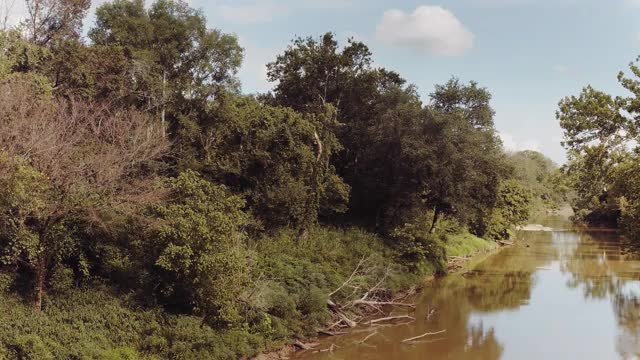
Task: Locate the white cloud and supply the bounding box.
[375,6,474,56]
[499,132,541,152]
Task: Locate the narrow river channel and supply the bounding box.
[295,214,640,359]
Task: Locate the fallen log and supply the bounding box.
[293,340,319,350]
[318,344,338,353]
[352,300,416,309]
[367,315,415,325]
[336,310,357,328]
[319,330,347,337]
[357,331,378,344]
[401,329,447,343]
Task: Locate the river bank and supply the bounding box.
[290,212,640,360]
[254,231,505,359]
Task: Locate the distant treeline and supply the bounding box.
[0,0,561,358]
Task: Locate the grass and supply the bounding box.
[445,231,497,258]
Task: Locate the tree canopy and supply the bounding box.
[0,3,541,358]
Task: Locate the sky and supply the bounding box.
[5,0,640,164]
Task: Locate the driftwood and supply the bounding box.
[402,329,447,343]
[367,315,415,325]
[336,310,357,328]
[498,240,514,246]
[319,330,348,336]
[357,331,378,344]
[351,299,416,309]
[317,344,338,353]
[293,340,319,350]
[325,259,417,332]
[328,256,366,298]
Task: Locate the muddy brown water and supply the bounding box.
[295,214,640,359]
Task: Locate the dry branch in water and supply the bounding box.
[367,315,415,325]
[324,258,416,331]
[402,329,447,343]
[319,330,347,336]
[357,331,378,344]
[317,344,338,353]
[293,341,318,350]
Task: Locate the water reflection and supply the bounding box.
[296,217,640,359]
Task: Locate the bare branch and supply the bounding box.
[401,329,446,343]
[367,315,415,325]
[328,255,366,298]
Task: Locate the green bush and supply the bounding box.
[390,223,447,275]
[5,335,54,360]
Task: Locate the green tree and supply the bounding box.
[89,0,243,127]
[557,83,633,224]
[508,150,564,213]
[147,170,251,325]
[421,79,509,234]
[178,96,349,230]
[482,179,532,240]
[266,33,414,219]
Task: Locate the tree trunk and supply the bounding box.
[34,256,46,312]
[429,207,440,234]
[161,70,167,138]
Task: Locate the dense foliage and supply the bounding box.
[0,1,539,358]
[507,150,566,215]
[556,55,640,237]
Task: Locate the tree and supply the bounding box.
[24,0,90,45]
[611,156,640,241]
[430,78,495,130]
[557,82,634,224]
[266,33,419,221]
[0,79,168,310]
[420,79,509,234]
[482,179,532,240]
[508,150,564,213]
[0,29,51,83]
[89,0,243,127]
[146,171,251,325]
[178,96,349,230]
[47,39,131,99]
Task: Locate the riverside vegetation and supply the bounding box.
[0,1,564,358]
[556,52,640,240]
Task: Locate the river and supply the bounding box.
[295,213,640,359]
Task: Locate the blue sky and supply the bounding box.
[6,0,640,163]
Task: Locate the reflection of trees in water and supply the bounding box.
[561,231,624,299]
[560,231,640,358]
[404,233,557,360]
[408,283,505,360]
[462,270,533,311]
[614,292,640,359]
[456,323,503,360]
[453,230,556,312]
